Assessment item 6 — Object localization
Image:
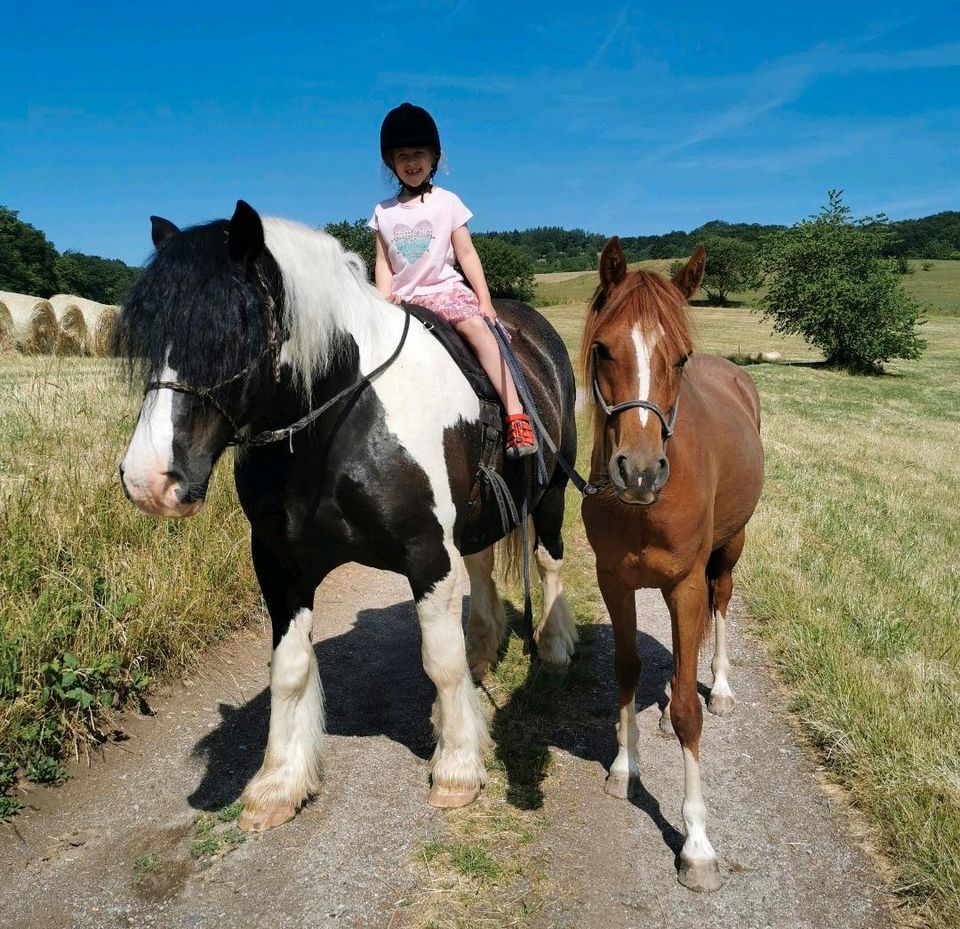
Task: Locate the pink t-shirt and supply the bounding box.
[368,187,473,300]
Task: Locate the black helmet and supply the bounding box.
[379,103,441,168]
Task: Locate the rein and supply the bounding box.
[590,344,680,440]
[144,305,412,451]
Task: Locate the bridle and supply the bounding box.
[143,274,412,451]
[590,344,681,440]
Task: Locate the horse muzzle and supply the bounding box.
[609,451,670,505]
[119,462,206,518]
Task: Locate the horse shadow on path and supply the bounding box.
[188,594,702,859]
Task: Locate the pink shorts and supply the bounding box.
[411,282,480,325]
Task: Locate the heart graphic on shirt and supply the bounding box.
[392,220,434,267]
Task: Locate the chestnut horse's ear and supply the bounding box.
[227,200,265,263]
[672,245,706,300]
[150,216,179,250]
[598,237,627,294]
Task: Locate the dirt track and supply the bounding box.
[0,564,895,928]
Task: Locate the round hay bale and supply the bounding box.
[1,292,58,354]
[53,302,90,355]
[0,300,14,353]
[92,306,119,357]
[50,294,111,331]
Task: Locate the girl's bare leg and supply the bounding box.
[454,316,523,415]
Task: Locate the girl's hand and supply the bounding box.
[390,293,403,305]
[478,299,497,322]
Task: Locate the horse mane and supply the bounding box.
[262,218,392,396]
[579,269,695,389]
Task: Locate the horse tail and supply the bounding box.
[494,520,530,587]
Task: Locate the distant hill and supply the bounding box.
[476,212,960,272]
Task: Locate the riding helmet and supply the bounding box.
[379,103,441,169]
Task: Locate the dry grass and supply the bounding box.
[53,303,90,356]
[92,306,118,357]
[2,294,58,354]
[0,301,13,354]
[0,356,258,794]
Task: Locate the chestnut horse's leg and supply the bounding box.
[464,545,507,682]
[707,529,745,717]
[599,569,642,800]
[532,483,578,670]
[240,538,325,832]
[419,545,490,808]
[665,572,722,892]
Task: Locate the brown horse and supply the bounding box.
[580,239,763,892]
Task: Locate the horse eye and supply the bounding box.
[594,343,612,361]
[676,354,689,369]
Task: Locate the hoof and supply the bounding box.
[678,855,722,893]
[238,805,296,832]
[469,659,492,683]
[604,772,641,801]
[428,783,481,808]
[708,692,736,716]
[658,712,675,738]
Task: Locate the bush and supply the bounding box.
[760,191,926,373]
[471,237,535,302]
[324,219,376,279]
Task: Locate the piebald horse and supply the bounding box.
[117,201,578,830]
[581,240,763,891]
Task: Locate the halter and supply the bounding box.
[144,299,412,451]
[590,344,680,440]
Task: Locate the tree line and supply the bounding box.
[0,206,138,304]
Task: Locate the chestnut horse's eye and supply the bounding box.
[676,354,690,369]
[594,342,612,362]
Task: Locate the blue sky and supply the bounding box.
[2,1,959,264]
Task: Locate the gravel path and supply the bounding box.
[0,566,896,929]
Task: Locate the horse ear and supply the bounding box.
[150,216,179,250]
[672,245,706,300]
[228,200,265,263]
[598,237,627,293]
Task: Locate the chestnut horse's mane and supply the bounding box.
[580,269,695,387]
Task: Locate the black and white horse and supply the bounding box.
[117,201,578,831]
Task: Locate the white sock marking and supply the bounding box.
[680,746,717,864]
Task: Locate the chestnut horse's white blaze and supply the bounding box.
[241,608,325,831]
[630,324,654,428]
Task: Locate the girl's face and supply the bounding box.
[390,147,436,187]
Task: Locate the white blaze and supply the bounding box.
[630,325,653,427]
[121,358,176,497]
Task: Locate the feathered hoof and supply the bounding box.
[707,691,736,717]
[238,804,297,832]
[604,771,641,801]
[678,855,722,893]
[427,783,482,808]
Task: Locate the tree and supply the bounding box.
[697,235,762,305]
[0,206,59,296]
[55,251,139,304]
[324,219,376,278]
[761,191,926,373]
[471,237,535,302]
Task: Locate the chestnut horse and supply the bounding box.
[580,240,763,891]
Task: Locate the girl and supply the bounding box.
[369,102,537,458]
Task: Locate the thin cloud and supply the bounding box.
[585,6,629,71]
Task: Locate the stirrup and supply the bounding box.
[505,413,538,459]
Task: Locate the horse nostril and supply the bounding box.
[616,455,630,484]
[658,457,668,473]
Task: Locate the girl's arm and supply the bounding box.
[452,225,496,321]
[374,232,400,303]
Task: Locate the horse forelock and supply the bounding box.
[261,218,391,397]
[580,269,694,391]
[114,219,274,390]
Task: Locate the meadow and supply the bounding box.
[0,263,957,925]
